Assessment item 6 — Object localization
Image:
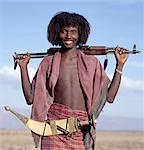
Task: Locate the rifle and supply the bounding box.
[13,44,141,70]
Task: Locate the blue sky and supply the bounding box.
[0,0,144,124]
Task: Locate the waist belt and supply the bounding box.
[40,115,96,136]
[4,106,96,136]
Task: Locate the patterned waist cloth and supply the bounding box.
[48,102,88,120]
[41,103,89,150]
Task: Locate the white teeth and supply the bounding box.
[65,41,72,44]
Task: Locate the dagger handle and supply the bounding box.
[4,106,29,125]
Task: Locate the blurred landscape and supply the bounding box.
[0,107,144,150]
[0,130,144,150]
[0,107,143,131]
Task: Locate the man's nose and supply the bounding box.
[66,31,71,38]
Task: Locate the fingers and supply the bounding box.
[19,52,31,59]
[17,52,31,67]
[115,46,127,55]
[115,45,129,64]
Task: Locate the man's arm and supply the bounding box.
[18,54,33,105]
[106,47,128,103]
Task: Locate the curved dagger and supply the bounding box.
[4,106,69,136]
[4,106,91,136]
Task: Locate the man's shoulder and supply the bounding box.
[40,51,61,65]
[79,50,99,62]
[39,53,55,66]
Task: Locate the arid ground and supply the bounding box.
[0,130,143,150]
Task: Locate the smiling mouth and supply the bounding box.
[64,40,73,45]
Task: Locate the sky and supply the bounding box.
[0,0,144,126]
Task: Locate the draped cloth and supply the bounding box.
[41,103,88,150]
[31,50,110,149]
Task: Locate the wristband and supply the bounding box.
[115,69,122,75]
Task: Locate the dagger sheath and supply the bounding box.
[4,106,90,136]
[4,106,70,135]
[4,106,29,125]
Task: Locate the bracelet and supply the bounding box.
[115,69,122,75]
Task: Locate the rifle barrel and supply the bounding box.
[107,48,141,54]
[13,45,141,69]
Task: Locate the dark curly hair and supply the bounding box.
[47,11,91,46]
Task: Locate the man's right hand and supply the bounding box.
[18,53,31,68]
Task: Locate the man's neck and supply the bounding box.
[61,47,78,58]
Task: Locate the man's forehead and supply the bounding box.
[62,26,78,30]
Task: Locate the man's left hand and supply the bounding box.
[115,46,129,65]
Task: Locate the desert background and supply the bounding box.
[0,107,144,150]
[1,0,143,150]
[0,129,144,150]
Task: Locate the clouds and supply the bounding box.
[0,65,36,88]
[108,71,144,92]
[0,65,143,92]
[0,64,143,119]
[121,76,144,91]
[0,65,20,88]
[0,65,37,107]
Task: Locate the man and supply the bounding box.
[18,12,128,150]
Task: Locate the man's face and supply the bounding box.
[59,26,79,49]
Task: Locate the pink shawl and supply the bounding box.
[31,50,110,148]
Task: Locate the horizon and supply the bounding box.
[0,0,144,131]
[1,106,143,131]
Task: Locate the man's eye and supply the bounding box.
[60,30,66,34]
[71,30,77,34]
[71,31,75,34]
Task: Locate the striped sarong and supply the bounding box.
[41,103,89,150]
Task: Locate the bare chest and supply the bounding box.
[54,57,86,111]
